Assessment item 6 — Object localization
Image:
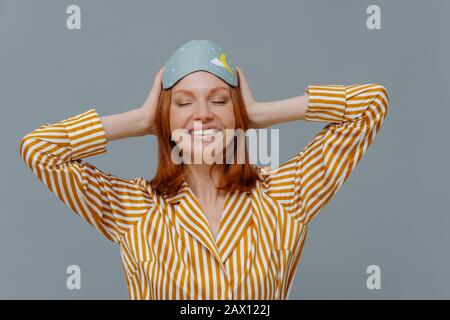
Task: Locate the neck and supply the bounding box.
[184,164,227,201]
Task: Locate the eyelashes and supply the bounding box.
[177,101,227,107]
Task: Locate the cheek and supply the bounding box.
[169,106,188,131]
[218,107,236,128]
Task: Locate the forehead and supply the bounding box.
[172,71,230,96]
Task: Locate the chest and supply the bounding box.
[195,195,227,240]
[119,198,307,299]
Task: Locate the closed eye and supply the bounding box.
[177,100,227,107]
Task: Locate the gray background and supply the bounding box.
[1,0,449,299]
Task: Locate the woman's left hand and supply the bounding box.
[236,66,266,129]
[236,66,309,128]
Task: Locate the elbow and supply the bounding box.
[375,83,389,104]
[372,83,389,119]
[19,133,35,165]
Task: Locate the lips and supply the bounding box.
[188,128,222,142]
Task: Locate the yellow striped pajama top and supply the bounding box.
[19,83,389,300]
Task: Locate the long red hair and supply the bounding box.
[150,79,262,197]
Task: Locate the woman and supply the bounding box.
[19,40,389,299]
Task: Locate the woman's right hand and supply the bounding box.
[140,66,165,135]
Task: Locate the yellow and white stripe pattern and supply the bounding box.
[19,83,389,299]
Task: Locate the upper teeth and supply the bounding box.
[191,129,220,135]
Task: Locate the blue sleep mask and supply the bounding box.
[162,40,238,89]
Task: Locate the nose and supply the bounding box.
[192,102,213,122]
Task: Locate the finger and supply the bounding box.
[152,67,165,91]
[158,66,165,76]
[236,67,251,93]
[236,66,248,84]
[235,66,254,102]
[156,66,165,82]
[236,66,245,84]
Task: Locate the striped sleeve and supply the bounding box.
[263,83,389,224]
[19,108,153,243]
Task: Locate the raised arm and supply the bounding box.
[19,68,164,243]
[19,108,153,243]
[237,69,389,225]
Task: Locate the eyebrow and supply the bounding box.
[172,86,230,97]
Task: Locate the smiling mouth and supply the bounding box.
[188,128,222,142]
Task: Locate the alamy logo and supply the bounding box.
[66,5,81,30]
[170,126,280,167]
[366,265,381,290]
[366,5,382,30]
[66,265,81,290]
